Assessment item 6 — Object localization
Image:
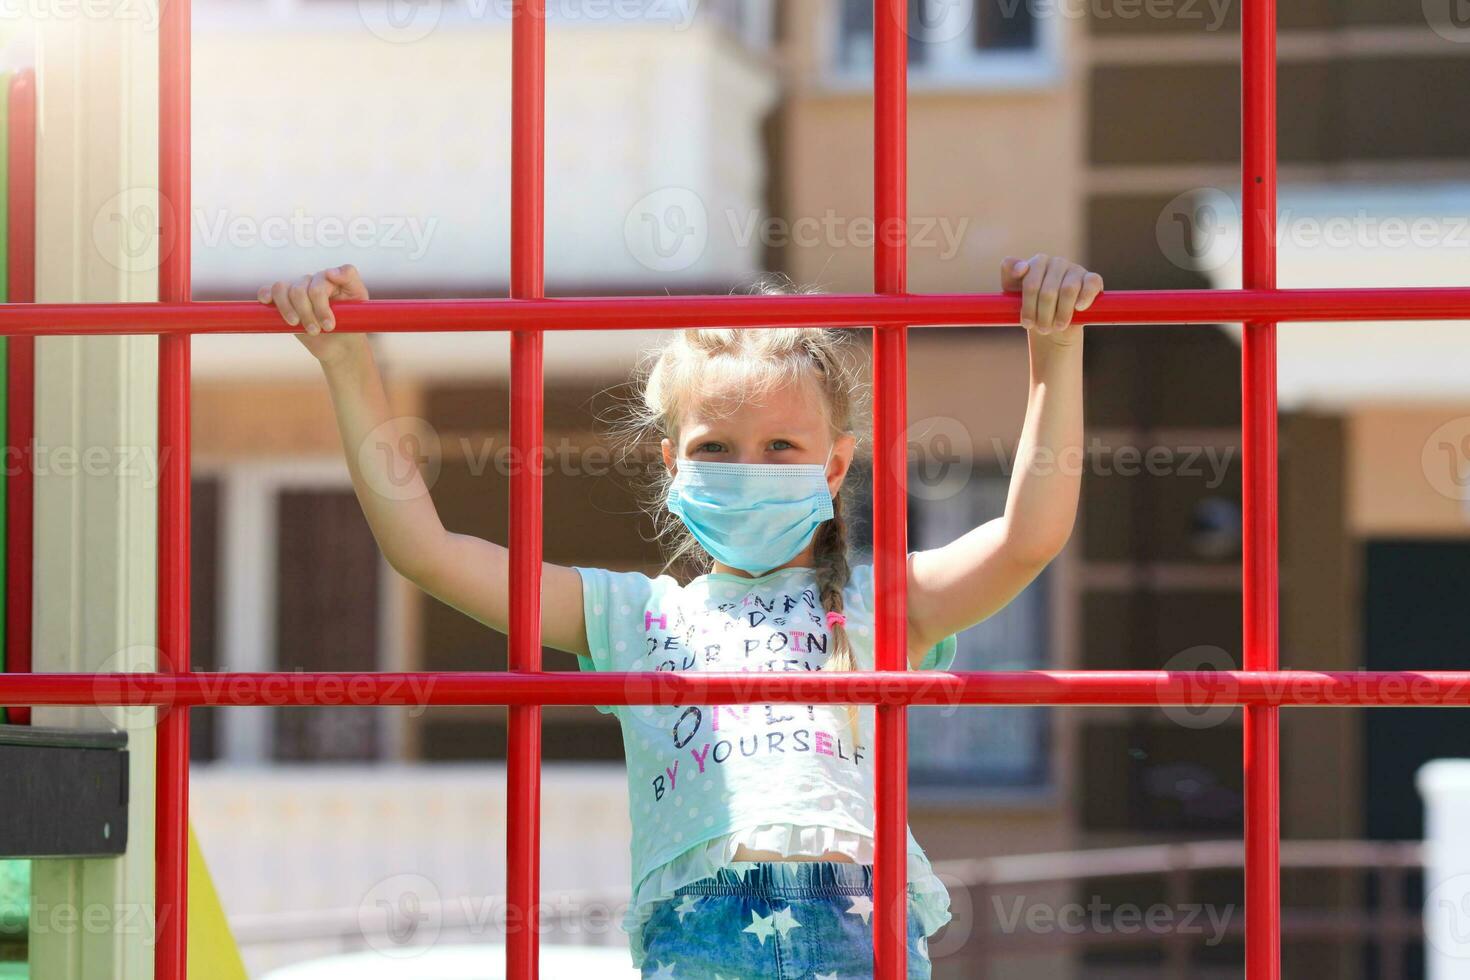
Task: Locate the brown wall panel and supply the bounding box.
[1081,445,1242,562]
[274,489,382,761]
[1085,0,1426,34]
[1090,59,1470,166]
[190,478,220,762]
[1089,63,1337,165]
[1087,0,1243,37]
[1083,326,1242,428]
[1080,719,1244,832]
[1082,591,1243,669]
[1334,58,1470,160]
[419,709,623,762]
[1085,196,1221,291]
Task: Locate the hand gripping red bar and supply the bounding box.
[0,287,1469,335]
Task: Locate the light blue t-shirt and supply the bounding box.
[575,561,957,956]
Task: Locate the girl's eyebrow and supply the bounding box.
[682,431,726,449]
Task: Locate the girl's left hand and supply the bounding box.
[1002,254,1104,345]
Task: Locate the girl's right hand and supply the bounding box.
[257,264,370,364]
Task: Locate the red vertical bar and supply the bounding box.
[1241,0,1280,971]
[157,0,192,975]
[5,68,35,727]
[872,1,909,976]
[507,2,545,978]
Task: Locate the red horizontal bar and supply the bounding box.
[6,671,1470,707]
[2,287,1470,336]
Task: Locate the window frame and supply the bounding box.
[824,0,1063,92]
[904,467,1060,804]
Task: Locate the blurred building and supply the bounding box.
[160,1,1470,977]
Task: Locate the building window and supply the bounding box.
[907,472,1052,791]
[273,488,385,762]
[204,464,402,766]
[836,0,1042,81]
[705,0,777,50]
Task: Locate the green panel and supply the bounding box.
[0,859,25,974]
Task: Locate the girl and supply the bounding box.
[258,254,1102,978]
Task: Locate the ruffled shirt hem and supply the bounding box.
[624,822,953,967]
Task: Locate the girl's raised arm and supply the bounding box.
[258,265,590,657]
[906,254,1102,659]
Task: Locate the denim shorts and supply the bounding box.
[639,861,932,979]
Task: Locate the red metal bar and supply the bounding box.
[156,0,192,974]
[5,68,35,726]
[1241,0,1280,969]
[0,286,1467,335]
[872,0,908,973]
[7,670,1470,707]
[507,1,545,977]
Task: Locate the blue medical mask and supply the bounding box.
[666,457,835,574]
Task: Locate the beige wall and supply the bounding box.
[192,378,421,463]
[777,4,1085,294]
[1348,405,1470,539]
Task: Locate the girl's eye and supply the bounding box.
[695,442,725,454]
[770,440,794,451]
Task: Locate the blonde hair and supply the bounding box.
[613,277,871,738]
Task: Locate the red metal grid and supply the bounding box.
[0,1,1469,977]
[5,67,35,727]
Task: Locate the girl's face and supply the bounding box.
[660,376,857,498]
